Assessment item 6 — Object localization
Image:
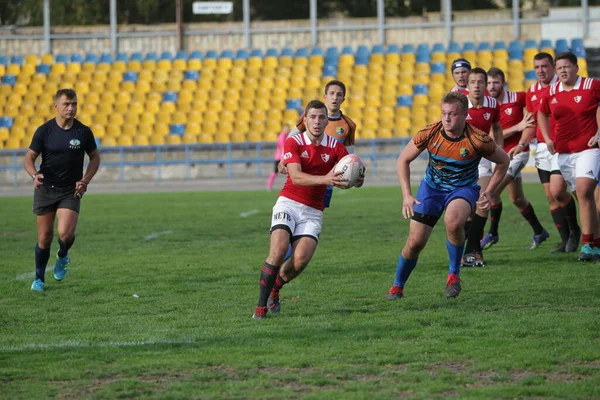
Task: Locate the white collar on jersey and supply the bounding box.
[468,96,490,108]
[558,76,582,92]
[537,74,558,90]
[302,131,328,146]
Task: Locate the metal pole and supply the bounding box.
[310,0,317,47]
[583,0,589,38]
[512,0,520,40]
[176,0,183,51]
[443,0,452,43]
[43,0,51,53]
[377,0,385,44]
[243,0,250,49]
[110,0,117,55]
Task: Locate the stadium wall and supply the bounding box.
[0,8,592,56]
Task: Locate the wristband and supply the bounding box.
[518,142,526,147]
[31,173,37,180]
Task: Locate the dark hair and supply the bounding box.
[555,51,578,66]
[441,92,468,114]
[487,67,505,82]
[468,67,488,83]
[55,88,77,101]
[304,99,328,116]
[534,52,554,64]
[324,80,346,97]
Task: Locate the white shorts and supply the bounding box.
[478,158,493,178]
[270,196,323,242]
[534,142,560,172]
[507,151,529,179]
[557,148,600,192]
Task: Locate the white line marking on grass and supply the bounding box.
[0,339,197,352]
[143,231,173,241]
[240,209,259,218]
[16,272,34,281]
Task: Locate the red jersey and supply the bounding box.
[467,96,500,134]
[526,75,558,143]
[281,132,348,210]
[499,90,527,152]
[539,76,600,154]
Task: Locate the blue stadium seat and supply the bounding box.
[355,55,369,66]
[524,39,538,49]
[189,50,203,60]
[356,45,370,58]
[169,124,185,136]
[325,47,339,60]
[462,41,476,51]
[571,38,585,57]
[386,44,400,54]
[539,39,553,49]
[235,49,249,60]
[0,117,14,128]
[205,50,218,59]
[36,64,51,74]
[416,45,430,64]
[265,48,278,57]
[295,48,309,58]
[129,52,143,62]
[509,49,523,60]
[524,70,537,80]
[71,53,84,63]
[123,71,139,82]
[162,92,178,103]
[280,48,293,57]
[431,62,445,74]
[447,42,461,54]
[55,54,69,64]
[116,52,128,62]
[432,43,445,53]
[477,42,491,51]
[10,55,24,65]
[402,44,415,54]
[160,51,174,61]
[183,70,200,81]
[0,56,8,66]
[323,64,337,76]
[250,49,264,58]
[310,47,324,56]
[84,53,99,63]
[220,49,233,59]
[371,44,385,54]
[341,46,353,55]
[145,52,159,61]
[175,50,188,60]
[99,53,113,64]
[508,40,523,53]
[396,96,413,107]
[1,75,16,86]
[493,41,507,50]
[413,84,428,95]
[286,99,302,110]
[555,39,569,54]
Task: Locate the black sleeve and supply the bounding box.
[84,126,97,154]
[29,125,45,153]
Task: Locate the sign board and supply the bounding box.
[192,2,233,14]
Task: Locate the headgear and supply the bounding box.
[451,58,472,72]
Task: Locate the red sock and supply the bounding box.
[582,234,594,245]
[594,237,600,249]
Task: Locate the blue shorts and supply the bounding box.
[412,181,480,226]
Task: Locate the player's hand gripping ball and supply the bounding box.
[333,154,365,189]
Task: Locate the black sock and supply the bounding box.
[465,214,487,254]
[463,220,472,239]
[57,237,75,258]
[35,244,51,282]
[564,196,580,234]
[550,207,570,243]
[258,262,280,307]
[521,203,544,235]
[272,275,287,293]
[489,203,503,236]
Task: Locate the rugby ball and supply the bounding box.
[334,154,365,189]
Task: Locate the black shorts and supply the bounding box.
[33,185,80,215]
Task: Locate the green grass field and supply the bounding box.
[1,184,599,399]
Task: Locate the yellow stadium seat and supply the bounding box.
[121,81,136,93]
[133,135,149,146]
[202,58,217,69]
[202,121,217,135]
[165,134,181,145]
[157,60,172,71]
[170,111,185,124]
[4,137,22,149]
[126,60,141,72]
[112,61,127,72]
[10,126,26,139]
[217,58,232,70]
[187,58,202,71]
[6,64,20,75]
[100,136,116,146]
[142,60,156,71]
[20,103,35,117]
[156,110,171,125]
[21,63,35,76]
[116,135,132,146]
[185,122,200,135]
[159,102,175,114]
[278,55,292,68]
[181,80,197,91]
[149,134,165,145]
[108,113,124,126]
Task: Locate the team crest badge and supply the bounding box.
[574,96,582,103]
[459,148,469,158]
[483,113,491,120]
[336,127,345,136]
[69,139,81,149]
[321,154,330,163]
[505,109,512,115]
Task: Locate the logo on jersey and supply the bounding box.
[283,152,292,160]
[483,113,491,121]
[551,98,558,104]
[531,94,538,101]
[336,127,345,136]
[301,150,309,158]
[505,108,512,115]
[466,115,473,120]
[459,148,470,158]
[69,139,81,149]
[321,154,330,163]
[574,96,582,103]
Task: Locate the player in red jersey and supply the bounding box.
[512,52,580,253]
[480,67,550,250]
[461,67,503,267]
[538,51,600,261]
[252,100,364,319]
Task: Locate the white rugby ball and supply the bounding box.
[334,154,365,189]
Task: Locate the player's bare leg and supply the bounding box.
[444,198,472,298]
[53,208,78,281]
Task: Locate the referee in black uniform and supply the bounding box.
[24,89,100,291]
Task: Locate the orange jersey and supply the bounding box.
[296,111,357,147]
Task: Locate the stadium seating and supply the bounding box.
[0,38,587,148]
